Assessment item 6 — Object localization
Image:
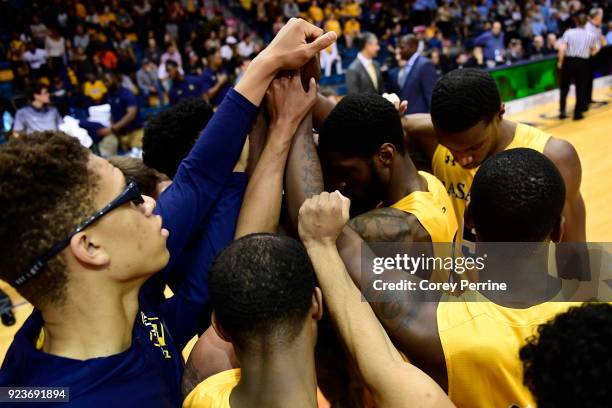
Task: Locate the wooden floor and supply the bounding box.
[1,87,611,362]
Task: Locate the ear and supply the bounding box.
[376,143,396,167]
[69,231,110,268]
[551,215,565,243]
[312,287,323,321]
[211,311,232,342]
[498,104,506,120]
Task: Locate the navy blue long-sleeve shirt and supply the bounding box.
[0,89,258,407]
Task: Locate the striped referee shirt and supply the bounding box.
[586,22,602,50]
[561,27,598,59]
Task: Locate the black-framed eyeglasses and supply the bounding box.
[15,180,144,287]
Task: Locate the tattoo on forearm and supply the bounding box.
[300,130,323,198]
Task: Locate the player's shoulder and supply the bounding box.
[349,207,430,243]
[543,136,581,168]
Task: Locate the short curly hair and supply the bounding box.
[520,303,612,408]
[209,233,316,348]
[0,132,97,308]
[142,98,214,178]
[319,93,405,157]
[431,68,501,133]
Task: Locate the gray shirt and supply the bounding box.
[13,105,62,134]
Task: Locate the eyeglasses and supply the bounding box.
[15,180,144,287]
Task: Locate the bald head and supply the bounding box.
[399,34,419,60]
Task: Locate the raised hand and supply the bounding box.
[265,74,317,131]
[298,191,350,247]
[260,18,337,72]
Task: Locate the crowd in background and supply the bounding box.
[1,0,610,111]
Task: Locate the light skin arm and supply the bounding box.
[557,42,566,69]
[234,75,318,238]
[299,192,453,407]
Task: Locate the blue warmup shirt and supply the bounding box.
[0,89,258,407]
[168,76,205,105]
[200,68,231,107]
[108,87,143,133]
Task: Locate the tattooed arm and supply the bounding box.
[284,107,447,390]
[285,112,324,231]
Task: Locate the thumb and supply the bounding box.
[307,31,337,55]
[335,190,351,222]
[306,77,317,97]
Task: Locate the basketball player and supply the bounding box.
[336,148,580,407]
[286,93,458,252]
[403,68,585,246]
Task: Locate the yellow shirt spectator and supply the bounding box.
[343,1,361,18]
[75,2,87,18]
[83,80,108,103]
[324,18,342,38]
[309,4,324,24]
[99,12,117,27]
[344,18,361,37]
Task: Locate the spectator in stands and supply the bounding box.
[201,48,230,107]
[309,1,324,26]
[98,71,143,154]
[158,43,183,84]
[238,34,255,58]
[546,33,559,52]
[346,32,383,95]
[45,27,66,77]
[344,16,361,49]
[465,46,486,68]
[29,15,47,44]
[507,38,526,63]
[73,25,90,52]
[607,22,612,44]
[320,43,343,77]
[283,0,300,19]
[145,37,162,65]
[529,35,550,59]
[324,13,342,39]
[475,21,505,65]
[166,60,205,106]
[137,59,163,106]
[23,42,48,79]
[388,35,437,114]
[83,72,108,105]
[12,81,62,137]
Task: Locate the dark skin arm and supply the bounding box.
[544,138,585,242]
[401,113,439,162]
[284,117,448,391]
[111,106,138,133]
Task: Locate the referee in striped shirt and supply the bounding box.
[558,13,600,120]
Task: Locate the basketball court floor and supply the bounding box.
[1,87,611,361]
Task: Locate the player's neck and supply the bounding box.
[478,243,561,308]
[386,155,427,205]
[494,119,519,154]
[40,279,140,360]
[232,333,317,408]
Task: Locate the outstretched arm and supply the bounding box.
[299,192,453,408]
[235,75,318,238]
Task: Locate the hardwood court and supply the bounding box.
[2,87,612,361]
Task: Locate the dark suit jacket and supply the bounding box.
[387,55,438,114]
[346,58,384,95]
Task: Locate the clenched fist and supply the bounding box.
[298,191,350,247]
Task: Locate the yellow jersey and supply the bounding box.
[438,293,578,408]
[390,171,458,243]
[432,123,551,245]
[183,369,240,408]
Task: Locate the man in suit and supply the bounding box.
[387,35,438,114]
[346,32,383,95]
